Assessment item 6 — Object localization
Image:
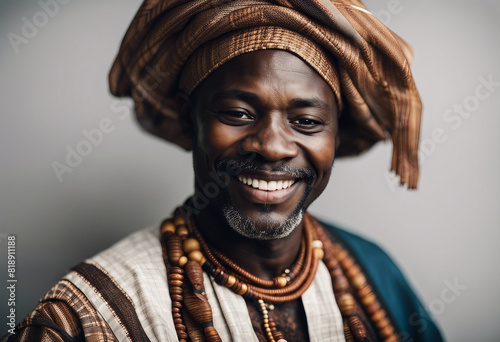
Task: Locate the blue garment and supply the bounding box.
[323,221,444,342]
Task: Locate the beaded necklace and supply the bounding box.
[160,207,399,342]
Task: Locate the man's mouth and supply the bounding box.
[237,175,296,191]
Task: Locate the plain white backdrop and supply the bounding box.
[1,0,499,340]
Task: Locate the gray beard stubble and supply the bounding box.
[217,160,315,240]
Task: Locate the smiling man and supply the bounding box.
[189,50,337,243]
[4,1,443,341]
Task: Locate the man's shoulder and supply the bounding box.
[319,219,443,342]
[69,225,168,298]
[321,221,396,269]
[60,225,177,340]
[90,225,161,263]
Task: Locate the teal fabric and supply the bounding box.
[321,221,444,342]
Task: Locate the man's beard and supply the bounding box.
[216,160,316,240]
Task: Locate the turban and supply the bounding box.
[109,0,422,188]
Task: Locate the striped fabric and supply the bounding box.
[4,226,346,341]
[1,280,116,341]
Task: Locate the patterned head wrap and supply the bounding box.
[109,0,422,188]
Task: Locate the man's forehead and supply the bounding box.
[195,51,335,105]
[208,88,333,112]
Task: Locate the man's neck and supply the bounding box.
[193,205,304,280]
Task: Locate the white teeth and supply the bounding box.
[277,180,283,190]
[268,181,277,191]
[238,177,295,191]
[259,180,268,190]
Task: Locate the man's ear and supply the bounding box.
[177,91,194,140]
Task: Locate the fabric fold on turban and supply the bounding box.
[109,0,422,189]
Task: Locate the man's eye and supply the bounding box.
[290,118,322,126]
[222,111,252,120]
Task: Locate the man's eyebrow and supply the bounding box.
[210,89,260,104]
[289,98,330,110]
[209,90,330,110]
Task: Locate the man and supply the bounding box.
[4,0,442,341]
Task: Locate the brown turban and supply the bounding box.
[109,0,422,189]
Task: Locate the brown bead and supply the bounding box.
[175,323,187,331]
[380,324,395,338]
[170,267,183,274]
[188,250,204,263]
[169,279,183,287]
[173,312,182,319]
[348,316,368,339]
[274,331,285,340]
[346,265,361,279]
[185,260,205,291]
[172,307,181,313]
[324,257,339,271]
[237,283,248,296]
[171,294,183,301]
[314,248,324,260]
[177,332,188,340]
[178,256,188,267]
[173,210,185,226]
[343,321,355,342]
[351,273,367,290]
[371,309,386,322]
[174,318,183,324]
[358,284,372,298]
[167,235,183,264]
[170,286,182,295]
[183,312,205,342]
[226,275,236,287]
[176,225,189,238]
[172,301,182,308]
[335,249,348,262]
[184,292,214,325]
[365,302,381,315]
[338,293,356,316]
[376,317,391,330]
[161,220,176,236]
[231,281,242,292]
[213,270,224,283]
[384,335,398,342]
[341,256,355,269]
[183,238,201,254]
[169,273,184,281]
[361,292,376,306]
[220,273,230,285]
[204,326,222,342]
[333,276,350,292]
[330,267,343,278]
[273,276,287,288]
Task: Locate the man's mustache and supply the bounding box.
[216,159,316,181]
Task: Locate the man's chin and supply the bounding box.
[222,205,304,241]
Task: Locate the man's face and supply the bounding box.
[189,50,338,240]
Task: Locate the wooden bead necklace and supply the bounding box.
[160,207,399,342]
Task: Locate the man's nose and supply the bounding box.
[240,115,299,162]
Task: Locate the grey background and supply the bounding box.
[1,0,499,340]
